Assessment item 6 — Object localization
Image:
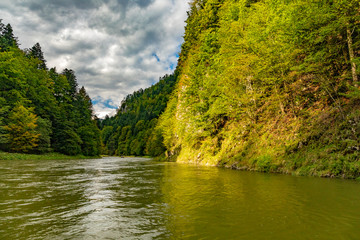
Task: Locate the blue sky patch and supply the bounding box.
[152,53,160,62]
[92,99,118,109]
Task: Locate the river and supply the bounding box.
[1,157,360,239]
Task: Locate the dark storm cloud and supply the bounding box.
[0,0,188,117]
[51,41,95,55]
[28,0,100,10]
[26,0,153,11]
[114,0,155,9]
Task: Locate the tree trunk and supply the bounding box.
[346,24,358,87]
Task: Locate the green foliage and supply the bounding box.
[35,117,52,153]
[157,0,360,178]
[101,126,113,146]
[77,124,101,156]
[4,105,39,153]
[0,20,101,156]
[62,68,79,99]
[101,74,177,156]
[27,42,47,70]
[0,21,18,50]
[0,150,97,160]
[145,125,166,157]
[117,126,131,155]
[0,97,9,145]
[53,123,83,155]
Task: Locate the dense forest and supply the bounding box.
[2,0,360,178]
[100,0,360,179]
[100,74,176,156]
[0,20,101,156]
[156,0,360,177]
[0,18,176,158]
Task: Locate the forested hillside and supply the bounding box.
[0,20,101,156]
[3,0,359,178]
[158,0,360,177]
[100,74,176,156]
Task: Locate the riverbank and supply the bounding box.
[0,151,100,160]
[169,103,360,179]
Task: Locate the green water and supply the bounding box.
[1,157,360,239]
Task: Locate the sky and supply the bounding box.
[0,0,189,118]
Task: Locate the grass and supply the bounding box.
[0,151,100,160]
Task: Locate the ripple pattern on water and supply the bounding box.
[1,157,360,239]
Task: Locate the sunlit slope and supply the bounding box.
[158,0,360,177]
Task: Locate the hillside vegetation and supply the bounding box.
[100,74,176,156]
[157,0,360,178]
[5,0,359,179]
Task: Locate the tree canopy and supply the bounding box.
[0,20,101,156]
[100,74,176,156]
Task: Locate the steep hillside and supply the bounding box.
[158,0,360,178]
[100,74,176,156]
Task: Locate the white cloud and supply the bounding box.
[0,0,189,117]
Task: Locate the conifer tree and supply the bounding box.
[0,23,18,50]
[30,42,47,70]
[62,68,78,99]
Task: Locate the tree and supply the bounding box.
[145,127,166,156]
[62,68,78,99]
[4,105,39,153]
[0,97,9,146]
[77,124,101,156]
[117,126,131,155]
[29,42,47,70]
[0,23,18,50]
[100,74,176,156]
[75,86,93,125]
[52,120,82,155]
[340,0,360,87]
[101,126,113,145]
[35,117,52,153]
[0,20,102,156]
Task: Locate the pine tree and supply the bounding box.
[0,23,18,50]
[30,42,47,70]
[62,68,78,99]
[76,86,93,124]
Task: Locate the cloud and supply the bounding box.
[0,0,189,118]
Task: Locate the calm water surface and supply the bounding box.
[1,157,360,239]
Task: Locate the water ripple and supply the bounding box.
[1,158,360,239]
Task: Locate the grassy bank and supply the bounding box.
[0,151,100,160]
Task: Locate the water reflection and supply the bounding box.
[1,157,360,239]
[160,164,360,239]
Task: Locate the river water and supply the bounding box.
[1,157,360,239]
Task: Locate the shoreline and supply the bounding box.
[0,151,100,160]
